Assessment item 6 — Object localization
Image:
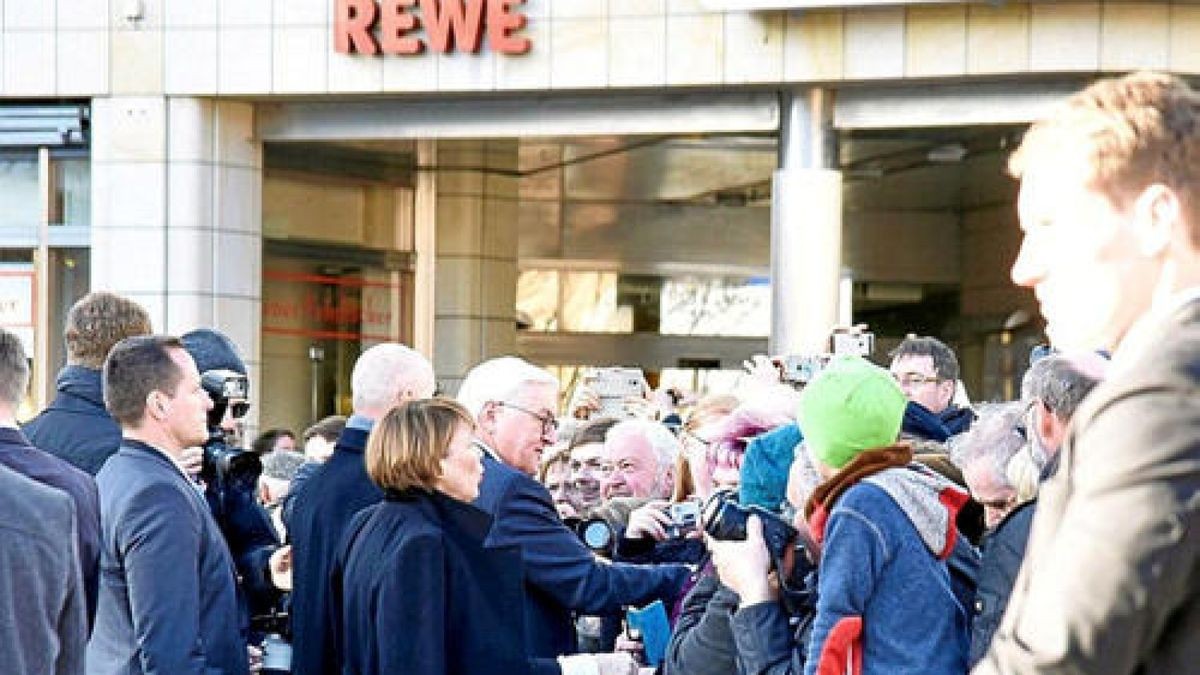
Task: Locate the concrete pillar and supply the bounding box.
[433,140,520,392]
[91,96,263,428]
[771,88,843,355]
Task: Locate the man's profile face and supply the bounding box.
[600,429,669,500]
[163,349,214,450]
[889,354,953,414]
[963,461,1017,530]
[489,382,558,476]
[1011,162,1158,352]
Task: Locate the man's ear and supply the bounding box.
[939,379,957,409]
[1132,184,1179,257]
[146,391,167,421]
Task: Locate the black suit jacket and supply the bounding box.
[288,426,380,675]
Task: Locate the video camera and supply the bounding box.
[199,369,261,487]
[701,491,816,614]
[780,327,875,386]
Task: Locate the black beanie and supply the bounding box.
[180,328,247,375]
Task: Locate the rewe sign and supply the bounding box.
[334,0,531,56]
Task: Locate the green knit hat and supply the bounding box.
[797,355,907,469]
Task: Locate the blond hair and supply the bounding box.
[365,398,474,493]
[1010,71,1200,245]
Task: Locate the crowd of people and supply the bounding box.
[0,70,1197,675]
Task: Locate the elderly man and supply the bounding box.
[89,336,247,675]
[288,343,436,675]
[951,403,1027,531]
[889,335,975,441]
[600,419,678,501]
[967,353,1104,667]
[976,72,1200,674]
[459,357,690,674]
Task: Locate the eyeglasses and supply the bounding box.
[496,401,559,436]
[891,372,943,387]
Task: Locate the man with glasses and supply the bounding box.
[458,357,690,675]
[889,335,976,442]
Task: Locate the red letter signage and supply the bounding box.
[334,0,379,55]
[334,0,530,56]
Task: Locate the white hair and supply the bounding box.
[948,402,1026,488]
[606,419,680,469]
[350,343,435,413]
[456,356,559,420]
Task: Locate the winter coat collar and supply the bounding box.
[806,444,969,560]
[53,365,105,407]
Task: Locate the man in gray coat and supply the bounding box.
[88,335,248,675]
[0,463,87,675]
[976,72,1200,673]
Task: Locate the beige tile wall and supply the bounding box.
[3,2,1200,97]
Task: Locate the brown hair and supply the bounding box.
[65,292,153,369]
[568,417,619,451]
[538,445,572,485]
[1010,71,1200,245]
[365,398,474,493]
[303,415,347,443]
[102,335,186,427]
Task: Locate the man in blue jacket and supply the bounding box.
[24,292,152,475]
[0,329,100,630]
[288,343,437,675]
[88,335,248,675]
[458,357,691,670]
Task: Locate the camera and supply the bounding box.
[665,500,700,539]
[199,369,260,487]
[702,491,816,613]
[564,516,617,558]
[780,327,875,385]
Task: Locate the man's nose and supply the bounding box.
[1010,235,1043,288]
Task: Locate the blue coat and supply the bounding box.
[88,440,248,675]
[288,427,381,675]
[0,426,100,630]
[24,365,123,476]
[332,489,547,675]
[472,449,691,660]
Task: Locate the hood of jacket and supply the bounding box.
[807,444,969,560]
[54,365,105,407]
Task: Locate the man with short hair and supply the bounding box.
[0,329,101,629]
[950,403,1027,531]
[976,72,1200,674]
[889,335,975,441]
[88,335,247,675]
[24,292,152,475]
[600,419,678,501]
[460,357,690,671]
[1019,352,1107,475]
[288,343,436,675]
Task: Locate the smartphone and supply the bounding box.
[589,367,647,419]
[666,501,700,538]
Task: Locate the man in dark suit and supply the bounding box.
[459,357,691,668]
[288,343,437,675]
[87,335,248,675]
[0,329,100,629]
[977,72,1200,674]
[23,292,152,475]
[0,463,87,675]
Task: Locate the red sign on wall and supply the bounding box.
[334,0,531,56]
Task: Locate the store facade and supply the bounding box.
[2,0,1197,432]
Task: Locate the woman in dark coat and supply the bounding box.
[330,398,534,675]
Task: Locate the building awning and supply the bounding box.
[0,105,88,147]
[700,0,971,9]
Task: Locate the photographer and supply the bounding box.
[180,329,287,620]
[663,442,822,675]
